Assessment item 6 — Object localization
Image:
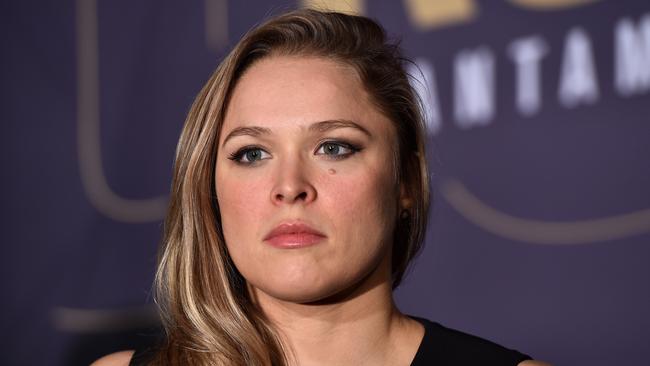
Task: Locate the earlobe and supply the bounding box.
[398,183,413,218]
[399,183,413,209]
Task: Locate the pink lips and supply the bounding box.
[263,221,326,249]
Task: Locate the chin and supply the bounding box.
[250,271,355,304]
[262,287,335,304]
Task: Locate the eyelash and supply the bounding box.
[315,140,362,160]
[227,140,363,165]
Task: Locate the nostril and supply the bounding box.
[274,191,308,202]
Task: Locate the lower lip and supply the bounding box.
[265,233,326,248]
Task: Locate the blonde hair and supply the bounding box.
[150,8,430,365]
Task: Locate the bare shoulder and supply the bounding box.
[518,360,552,366]
[90,350,135,366]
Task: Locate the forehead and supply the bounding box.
[221,55,394,139]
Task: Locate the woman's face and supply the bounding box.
[215,55,400,304]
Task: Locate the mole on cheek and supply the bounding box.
[328,168,336,175]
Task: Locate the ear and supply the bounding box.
[399,182,413,210]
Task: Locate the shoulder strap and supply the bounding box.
[410,316,532,366]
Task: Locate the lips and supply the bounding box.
[263,221,327,248]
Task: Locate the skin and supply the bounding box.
[216,55,421,365]
[217,55,400,305]
[92,55,551,366]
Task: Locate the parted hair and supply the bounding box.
[150,8,430,365]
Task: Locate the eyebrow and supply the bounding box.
[221,126,272,148]
[308,119,372,137]
[221,119,371,148]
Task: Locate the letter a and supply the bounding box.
[558,27,599,108]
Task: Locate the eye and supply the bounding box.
[228,147,271,165]
[315,141,361,159]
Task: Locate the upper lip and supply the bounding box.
[263,221,326,241]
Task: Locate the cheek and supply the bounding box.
[216,169,270,248]
[316,163,398,282]
[321,164,397,229]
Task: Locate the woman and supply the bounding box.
[95,9,548,366]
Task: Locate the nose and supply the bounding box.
[270,156,317,205]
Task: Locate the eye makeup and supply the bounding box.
[227,145,270,165]
[314,140,363,160]
[226,137,365,166]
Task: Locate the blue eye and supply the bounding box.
[228,147,271,164]
[315,141,361,159]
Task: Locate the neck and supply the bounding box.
[250,257,423,366]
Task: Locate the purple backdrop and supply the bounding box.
[2,1,649,365]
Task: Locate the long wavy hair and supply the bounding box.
[149,8,430,365]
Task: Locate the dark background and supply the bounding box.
[2,1,649,365]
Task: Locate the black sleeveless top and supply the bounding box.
[129,317,532,365]
[410,317,531,365]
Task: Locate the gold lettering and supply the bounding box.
[404,0,477,30]
[508,0,599,11]
[76,0,167,222]
[300,0,365,14]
